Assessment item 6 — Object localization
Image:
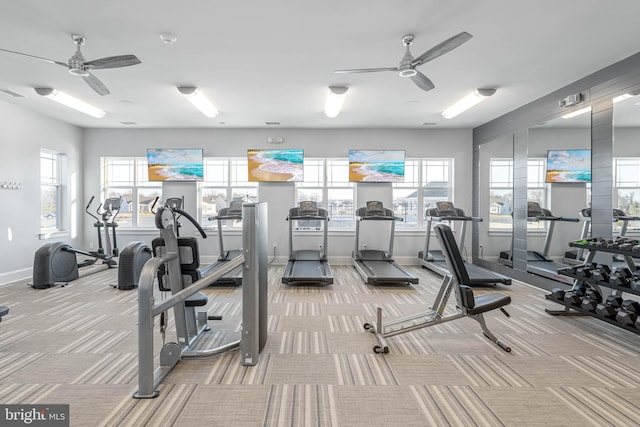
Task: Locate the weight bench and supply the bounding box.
[364,223,512,354]
[0,306,8,322]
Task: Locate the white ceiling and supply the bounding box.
[1,0,639,129]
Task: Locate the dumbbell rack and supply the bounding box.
[545,238,640,335]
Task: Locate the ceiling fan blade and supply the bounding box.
[410,71,435,92]
[411,32,473,67]
[0,47,67,67]
[334,67,398,74]
[82,72,110,96]
[84,54,141,69]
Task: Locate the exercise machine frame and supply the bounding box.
[365,223,511,354]
[281,201,333,285]
[134,202,268,399]
[352,201,418,285]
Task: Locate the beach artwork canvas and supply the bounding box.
[545,149,591,183]
[349,150,405,182]
[146,148,204,181]
[247,149,304,182]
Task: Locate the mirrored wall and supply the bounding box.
[476,134,513,270]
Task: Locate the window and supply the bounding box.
[488,158,548,231]
[295,159,355,229]
[101,158,161,228]
[392,159,453,229]
[201,158,258,229]
[41,150,60,232]
[614,157,640,232]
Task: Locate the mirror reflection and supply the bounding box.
[478,134,514,269]
[525,112,591,284]
[612,90,640,254]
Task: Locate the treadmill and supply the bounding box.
[564,207,640,268]
[418,201,511,286]
[281,201,333,285]
[204,201,243,285]
[352,201,418,285]
[503,202,579,285]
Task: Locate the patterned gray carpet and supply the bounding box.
[0,265,639,426]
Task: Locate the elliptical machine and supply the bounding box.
[32,196,150,290]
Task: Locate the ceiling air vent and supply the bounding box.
[265,121,280,126]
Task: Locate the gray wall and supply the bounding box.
[0,101,84,283]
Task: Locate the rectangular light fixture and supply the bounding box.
[441,88,496,119]
[324,86,348,118]
[561,106,591,119]
[177,86,218,117]
[34,88,105,118]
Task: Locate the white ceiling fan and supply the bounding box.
[0,34,141,96]
[335,32,472,92]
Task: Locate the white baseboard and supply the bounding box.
[0,268,32,286]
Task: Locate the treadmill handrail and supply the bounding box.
[527,215,579,222]
[356,215,403,222]
[426,215,482,222]
[287,214,329,221]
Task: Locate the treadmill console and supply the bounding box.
[227,201,242,215]
[435,201,456,216]
[527,201,547,217]
[299,201,318,215]
[365,201,385,216]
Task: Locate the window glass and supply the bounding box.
[40,151,60,232]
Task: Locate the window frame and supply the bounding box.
[40,150,61,233]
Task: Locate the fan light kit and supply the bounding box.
[335,32,472,92]
[0,34,141,96]
[35,88,105,118]
[177,86,218,117]
[441,88,496,119]
[324,86,349,118]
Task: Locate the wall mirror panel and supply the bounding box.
[613,88,640,239]
[525,112,591,283]
[477,134,514,268]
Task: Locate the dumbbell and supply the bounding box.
[575,263,598,278]
[564,284,588,306]
[609,267,633,287]
[595,295,624,318]
[580,289,603,312]
[550,288,566,301]
[615,300,640,326]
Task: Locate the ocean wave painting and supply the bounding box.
[146,148,204,181]
[349,150,405,182]
[545,149,591,183]
[248,149,304,182]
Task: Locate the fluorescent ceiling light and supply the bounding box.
[613,93,635,103]
[441,88,495,119]
[177,86,218,117]
[561,106,591,119]
[34,88,105,118]
[324,86,349,118]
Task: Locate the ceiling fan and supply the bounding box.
[0,34,141,96]
[335,32,472,92]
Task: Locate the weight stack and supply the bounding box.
[118,241,152,290]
